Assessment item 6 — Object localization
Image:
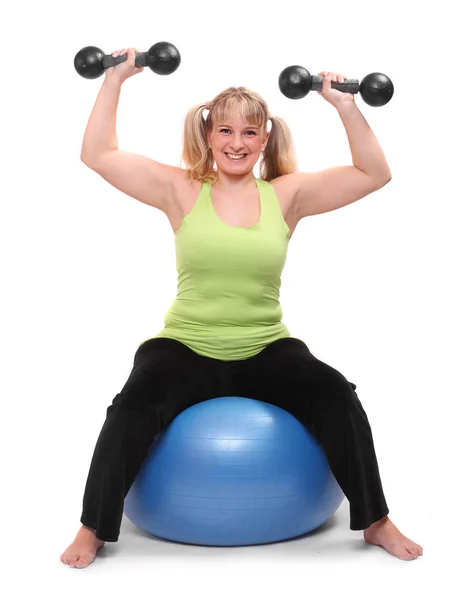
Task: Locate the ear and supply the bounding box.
[262,130,270,150]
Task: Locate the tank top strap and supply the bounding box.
[256,179,290,235]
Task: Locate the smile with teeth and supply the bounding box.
[225,153,247,160]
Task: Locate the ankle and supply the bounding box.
[81,525,97,535]
[366,516,389,531]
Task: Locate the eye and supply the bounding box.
[219,128,257,135]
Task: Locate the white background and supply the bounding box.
[1,0,460,596]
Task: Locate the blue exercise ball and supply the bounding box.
[124,396,344,546]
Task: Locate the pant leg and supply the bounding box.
[228,337,389,531]
[80,338,226,542]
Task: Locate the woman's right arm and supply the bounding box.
[80,49,186,214]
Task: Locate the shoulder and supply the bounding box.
[171,170,203,199]
[268,173,300,211]
[170,172,203,218]
[268,173,299,198]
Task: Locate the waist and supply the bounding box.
[153,322,291,361]
[164,297,283,328]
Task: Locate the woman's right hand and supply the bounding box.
[105,48,144,84]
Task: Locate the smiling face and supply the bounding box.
[207,98,270,178]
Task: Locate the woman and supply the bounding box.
[61,48,422,568]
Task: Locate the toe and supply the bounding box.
[394,544,415,560]
[75,553,94,569]
[407,541,422,558]
[68,554,79,567]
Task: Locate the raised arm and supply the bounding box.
[80,55,186,214]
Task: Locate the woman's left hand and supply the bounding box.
[317,71,355,108]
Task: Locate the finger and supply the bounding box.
[317,72,332,93]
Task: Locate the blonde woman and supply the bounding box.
[61,48,422,568]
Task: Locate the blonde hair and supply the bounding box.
[181,86,297,184]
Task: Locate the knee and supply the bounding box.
[110,390,151,412]
[320,362,354,392]
[312,366,358,412]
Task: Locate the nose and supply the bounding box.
[229,133,246,151]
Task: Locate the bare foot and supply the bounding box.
[60,525,105,569]
[363,516,423,560]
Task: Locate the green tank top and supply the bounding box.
[145,177,291,361]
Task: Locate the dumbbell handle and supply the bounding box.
[103,52,147,70]
[311,75,360,94]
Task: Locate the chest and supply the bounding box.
[211,188,261,227]
[168,178,298,239]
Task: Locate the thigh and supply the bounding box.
[112,338,225,424]
[231,337,358,423]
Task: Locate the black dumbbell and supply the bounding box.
[278,66,394,107]
[74,41,181,79]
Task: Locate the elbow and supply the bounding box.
[80,153,101,169]
[377,173,392,188]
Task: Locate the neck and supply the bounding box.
[213,170,257,192]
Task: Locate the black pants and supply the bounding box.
[80,337,389,542]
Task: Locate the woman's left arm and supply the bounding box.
[337,100,392,182]
[291,71,392,219]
